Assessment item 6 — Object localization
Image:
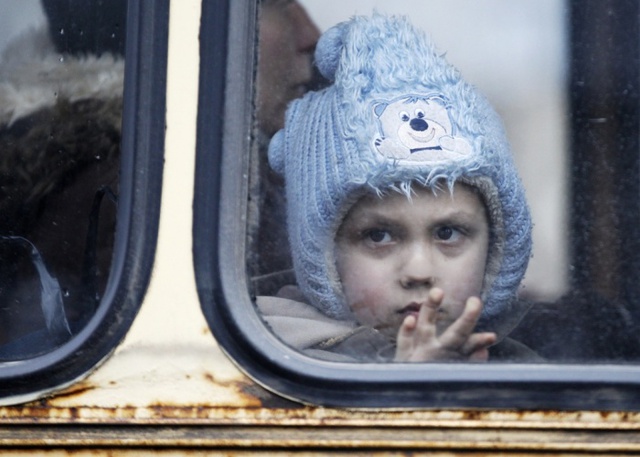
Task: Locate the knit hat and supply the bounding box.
[268,14,532,329]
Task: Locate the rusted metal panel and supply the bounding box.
[3,399,640,429]
[0,452,634,456]
[1,423,640,453]
[2,349,640,429]
[2,375,640,452]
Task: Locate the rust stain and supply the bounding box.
[460,410,482,421]
[198,372,291,408]
[3,401,640,431]
[2,375,640,429]
[45,381,96,400]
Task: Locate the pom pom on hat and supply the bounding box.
[267,130,286,175]
[314,22,346,81]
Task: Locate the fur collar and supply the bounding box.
[0,27,124,126]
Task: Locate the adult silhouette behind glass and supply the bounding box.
[249,0,323,292]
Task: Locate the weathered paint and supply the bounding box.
[1,415,640,453]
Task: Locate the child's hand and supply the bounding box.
[394,288,496,362]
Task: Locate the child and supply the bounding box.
[256,14,539,362]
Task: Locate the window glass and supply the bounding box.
[0,0,165,404]
[197,0,640,409]
[0,0,126,359]
[246,0,640,364]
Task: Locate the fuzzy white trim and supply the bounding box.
[0,26,124,126]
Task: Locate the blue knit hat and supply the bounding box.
[268,14,532,329]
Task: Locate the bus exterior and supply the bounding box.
[0,0,639,455]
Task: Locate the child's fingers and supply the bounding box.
[468,347,490,362]
[400,314,417,333]
[396,292,495,363]
[461,332,496,357]
[428,287,445,306]
[395,315,417,357]
[396,300,439,361]
[438,296,483,348]
[403,302,439,343]
[416,294,441,329]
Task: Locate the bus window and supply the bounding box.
[195,0,640,409]
[0,0,167,403]
[0,0,125,359]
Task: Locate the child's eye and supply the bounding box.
[435,225,463,242]
[364,229,392,244]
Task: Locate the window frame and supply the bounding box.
[195,0,640,410]
[0,0,169,403]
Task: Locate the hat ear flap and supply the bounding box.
[314,22,347,81]
[267,130,286,176]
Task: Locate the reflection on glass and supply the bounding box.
[0,0,126,360]
[249,1,640,364]
[247,0,321,290]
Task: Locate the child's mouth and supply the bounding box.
[398,303,422,317]
[397,303,447,320]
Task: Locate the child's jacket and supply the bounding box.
[257,292,542,363]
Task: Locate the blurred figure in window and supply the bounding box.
[256,0,321,138]
[249,0,322,290]
[0,0,125,356]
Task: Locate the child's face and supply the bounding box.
[335,183,489,339]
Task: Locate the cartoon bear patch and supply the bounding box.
[372,94,472,163]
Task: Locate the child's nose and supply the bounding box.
[399,244,435,289]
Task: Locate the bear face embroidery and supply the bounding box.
[372,95,472,163]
